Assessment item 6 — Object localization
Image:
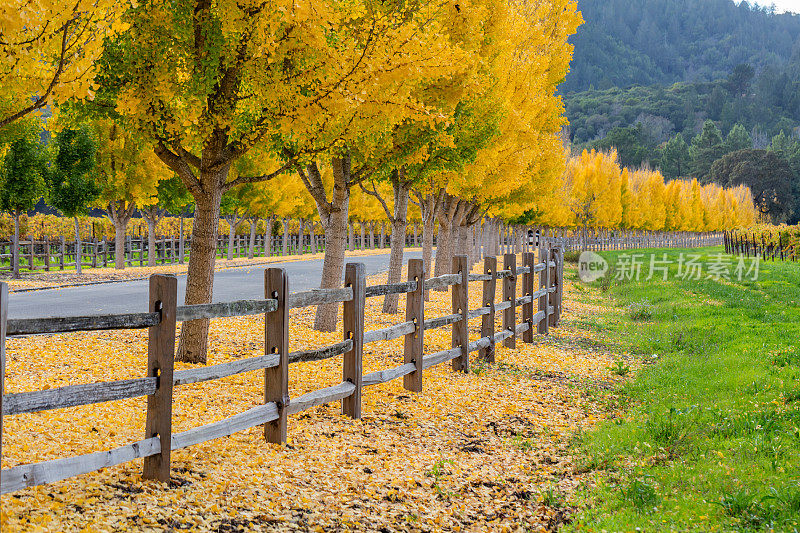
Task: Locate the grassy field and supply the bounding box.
[567,246,800,531]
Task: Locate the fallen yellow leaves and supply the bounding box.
[1,262,624,531]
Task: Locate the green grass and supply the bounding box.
[568,246,800,532]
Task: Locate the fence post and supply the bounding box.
[538,245,550,335]
[265,268,289,443]
[60,236,65,270]
[44,238,50,271]
[522,252,535,342]
[503,253,517,349]
[452,255,469,373]
[142,274,177,481]
[0,282,7,492]
[550,246,563,327]
[404,259,424,392]
[480,256,497,362]
[342,262,365,418]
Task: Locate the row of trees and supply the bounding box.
[1,1,756,366]
[583,116,800,222]
[1,0,584,363]
[546,149,757,231]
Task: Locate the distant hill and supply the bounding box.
[562,0,800,223]
[563,0,800,94]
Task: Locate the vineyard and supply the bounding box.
[724,225,800,261]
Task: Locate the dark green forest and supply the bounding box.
[564,0,800,93]
[564,0,800,222]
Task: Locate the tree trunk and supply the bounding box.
[113,220,127,270]
[383,176,410,314]
[176,187,223,364]
[265,216,273,256]
[310,222,317,254]
[248,219,257,259]
[12,210,20,279]
[433,218,451,278]
[359,222,365,251]
[422,209,435,301]
[226,217,237,261]
[282,218,289,255]
[179,215,185,264]
[74,217,82,275]
[369,221,375,249]
[473,223,482,263]
[491,219,500,256]
[457,221,468,255]
[147,218,157,266]
[297,218,306,255]
[314,161,351,331]
[11,210,21,279]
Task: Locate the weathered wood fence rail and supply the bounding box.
[723,230,798,262]
[0,249,563,494]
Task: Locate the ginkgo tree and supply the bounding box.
[286,1,486,331]
[98,0,484,355]
[0,0,123,129]
[549,148,757,231]
[86,118,164,269]
[431,0,582,273]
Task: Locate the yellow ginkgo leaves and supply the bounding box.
[2,263,622,531]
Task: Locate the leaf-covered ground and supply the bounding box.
[2,248,414,292]
[2,261,626,531]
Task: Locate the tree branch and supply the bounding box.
[0,16,72,129]
[221,160,295,192]
[359,180,394,223]
[154,142,203,193]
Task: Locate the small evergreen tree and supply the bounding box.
[48,128,99,274]
[660,133,691,179]
[725,123,751,152]
[690,120,726,182]
[0,130,47,278]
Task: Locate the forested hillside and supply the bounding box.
[564,0,800,222]
[564,0,800,93]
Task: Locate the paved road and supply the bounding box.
[8,251,424,319]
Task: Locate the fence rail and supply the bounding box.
[0,248,564,495]
[540,228,722,253]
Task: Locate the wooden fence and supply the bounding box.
[1,225,722,275]
[723,230,798,262]
[0,230,429,274]
[0,248,564,493]
[535,228,723,253]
